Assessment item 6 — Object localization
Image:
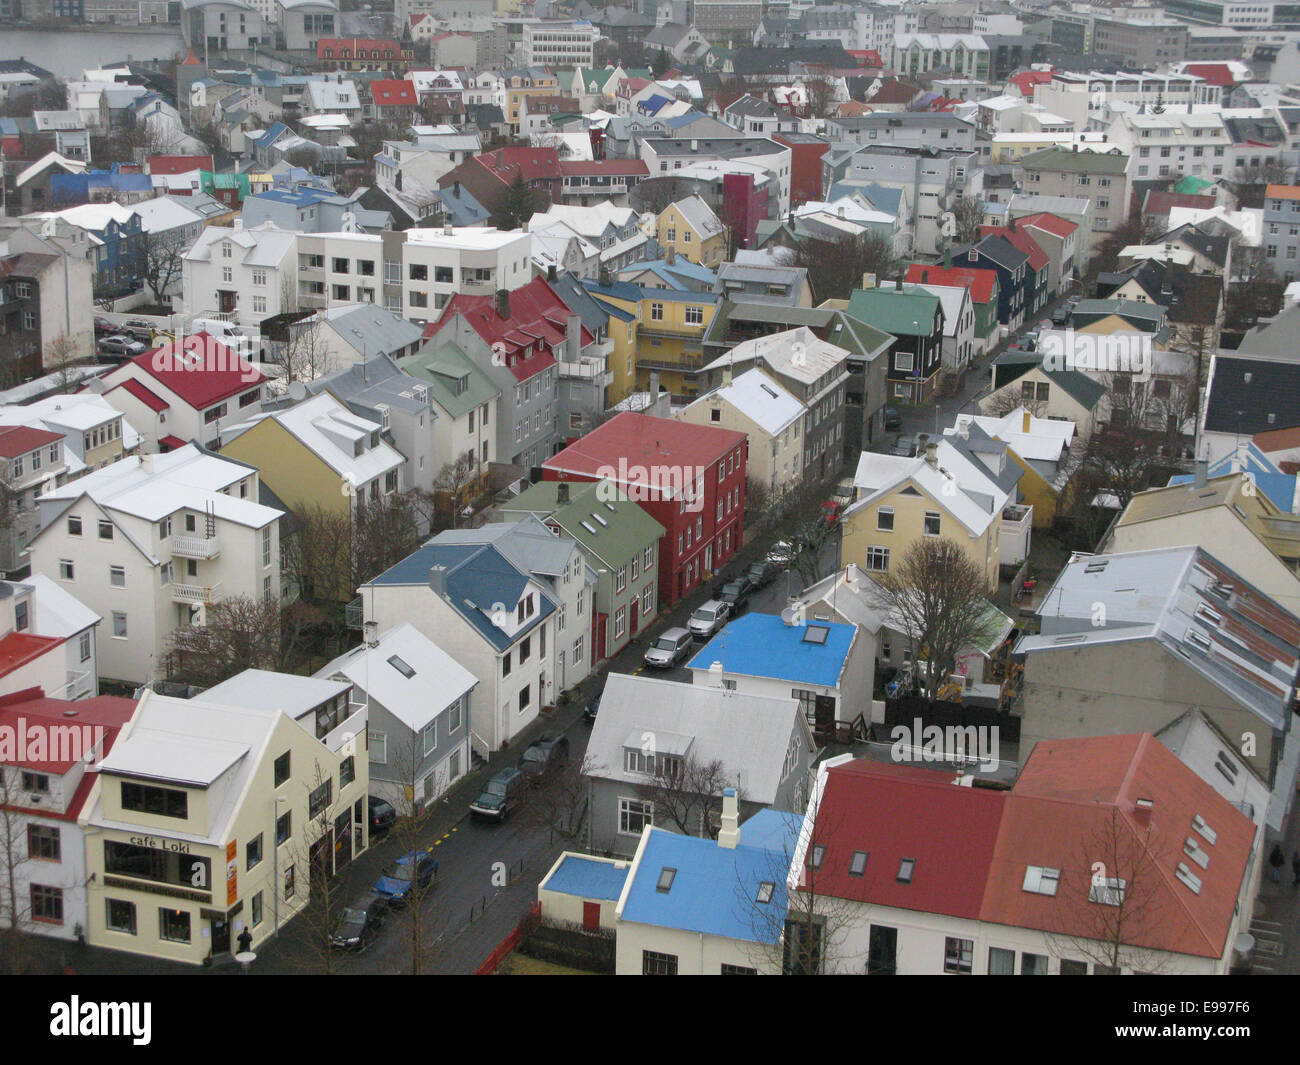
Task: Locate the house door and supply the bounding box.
[814,694,836,736]
[210,916,230,955]
[630,598,639,635]
[867,925,897,974]
[704,543,713,574]
[582,901,601,930]
[218,290,236,313]
[333,809,353,870]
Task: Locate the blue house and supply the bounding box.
[1169,443,1300,513]
[37,202,144,298]
[950,233,1029,330]
[686,611,871,738]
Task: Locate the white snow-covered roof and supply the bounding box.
[681,366,803,437]
[315,622,477,732]
[130,195,204,235]
[846,444,1010,537]
[947,408,1075,464]
[700,327,849,387]
[22,573,100,637]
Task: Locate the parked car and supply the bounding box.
[583,690,601,724]
[765,540,794,567]
[120,319,156,344]
[519,732,569,781]
[372,847,439,906]
[883,406,902,429]
[93,316,114,336]
[746,559,780,588]
[891,433,917,458]
[367,796,396,836]
[644,626,694,668]
[1051,304,1072,326]
[688,599,731,639]
[714,577,753,613]
[330,892,389,952]
[97,334,147,358]
[469,767,527,821]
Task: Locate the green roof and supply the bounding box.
[1019,148,1130,174]
[499,479,665,566]
[397,340,500,418]
[846,285,941,336]
[1174,174,1215,195]
[825,309,893,360]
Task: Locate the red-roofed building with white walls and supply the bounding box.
[0,688,136,942]
[542,412,746,608]
[790,737,1258,974]
[91,334,265,452]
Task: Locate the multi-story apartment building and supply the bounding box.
[400,225,532,322]
[30,445,284,686]
[1262,183,1300,281]
[825,112,978,152]
[1092,13,1189,66]
[1016,148,1132,256]
[84,680,368,964]
[640,137,793,216]
[295,230,383,310]
[0,425,71,577]
[181,0,266,53]
[522,19,597,68]
[1033,71,1220,131]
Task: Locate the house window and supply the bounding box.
[614,606,627,639]
[67,517,81,536]
[98,520,114,540]
[944,937,973,974]
[865,546,890,571]
[274,751,291,787]
[276,811,292,846]
[308,780,332,819]
[246,834,263,869]
[79,633,91,662]
[105,899,136,935]
[923,511,941,536]
[159,907,190,942]
[619,798,653,834]
[340,755,355,788]
[28,824,60,861]
[1022,953,1050,975]
[988,946,1015,974]
[877,507,894,531]
[650,302,664,321]
[112,612,127,638]
[642,950,678,975]
[572,635,584,664]
[519,684,531,712]
[110,566,125,587]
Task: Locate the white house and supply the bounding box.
[400,225,533,321]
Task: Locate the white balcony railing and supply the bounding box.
[558,359,613,385]
[322,703,368,754]
[170,533,220,559]
[171,581,220,604]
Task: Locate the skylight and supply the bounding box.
[656,867,676,893]
[756,881,775,904]
[897,858,915,883]
[807,845,824,870]
[849,851,868,876]
[1175,862,1203,894]
[1089,877,1126,907]
[1184,837,1210,869]
[1022,865,1060,896]
[387,655,415,678]
[803,624,830,645]
[580,520,597,534]
[1192,814,1217,845]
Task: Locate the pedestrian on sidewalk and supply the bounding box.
[1270,842,1285,883]
[1291,850,1300,887]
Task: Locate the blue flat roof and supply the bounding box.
[687,612,855,687]
[543,855,628,901]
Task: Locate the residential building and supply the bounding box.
[949,232,1030,331]
[1016,148,1132,256]
[655,196,728,268]
[316,622,476,811]
[585,672,815,857]
[522,19,597,69]
[904,263,1002,358]
[84,681,368,964]
[847,283,945,404]
[542,412,747,607]
[497,477,663,663]
[400,225,533,322]
[30,445,283,686]
[180,221,298,334]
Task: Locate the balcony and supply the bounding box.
[345,595,364,630]
[636,352,707,374]
[171,581,221,605]
[558,359,614,387]
[171,533,220,559]
[322,702,368,754]
[1001,503,1033,566]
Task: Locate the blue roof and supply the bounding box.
[253,122,291,148]
[639,93,671,114]
[366,541,555,652]
[619,810,802,943]
[543,855,628,901]
[248,186,335,207]
[623,258,717,289]
[434,185,490,226]
[1167,444,1297,512]
[687,612,856,687]
[664,111,710,130]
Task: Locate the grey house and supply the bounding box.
[584,672,817,858]
[316,622,477,811]
[302,354,437,527]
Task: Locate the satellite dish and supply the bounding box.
[288,380,308,402]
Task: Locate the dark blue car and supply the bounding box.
[372,847,439,906]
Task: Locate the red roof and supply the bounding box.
[846,49,884,66]
[800,759,1006,919]
[544,411,746,487]
[1016,211,1078,239]
[981,223,1050,271]
[867,80,921,104]
[423,276,588,382]
[115,332,264,410]
[317,37,403,60]
[904,263,998,303]
[0,632,63,682]
[1183,63,1235,87]
[983,735,1255,959]
[475,146,563,184]
[371,79,417,106]
[110,377,169,413]
[1144,190,1217,215]
[159,434,189,451]
[181,48,202,66]
[558,159,649,177]
[147,154,213,176]
[1008,69,1053,98]
[0,424,62,459]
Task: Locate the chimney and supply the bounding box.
[649,370,660,397]
[665,245,675,265]
[1133,796,1154,828]
[895,278,903,290]
[917,432,930,453]
[140,452,155,474]
[547,263,557,282]
[708,660,726,686]
[921,269,929,283]
[924,442,938,467]
[717,787,740,848]
[599,264,612,287]
[443,221,453,236]
[495,288,510,319]
[566,312,581,356]
[861,271,875,289]
[1194,458,1208,488]
[453,179,461,198]
[1022,409,1031,434]
[429,564,447,596]
[556,481,570,505]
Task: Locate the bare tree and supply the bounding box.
[522,752,599,843]
[1224,160,1294,210]
[165,595,322,687]
[278,760,349,974]
[284,504,353,603]
[43,334,90,393]
[138,229,187,305]
[383,735,443,975]
[792,231,899,303]
[350,494,421,590]
[867,538,998,701]
[1043,807,1177,974]
[433,449,481,529]
[983,387,1047,419]
[272,291,336,387]
[0,765,42,975]
[634,752,738,839]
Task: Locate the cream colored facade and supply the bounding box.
[655,200,728,267]
[82,689,369,965]
[676,391,802,498]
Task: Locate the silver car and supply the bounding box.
[644,626,694,668]
[688,600,731,639]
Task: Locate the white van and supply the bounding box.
[188,318,257,359]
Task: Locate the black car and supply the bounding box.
[368,796,397,836]
[583,690,601,725]
[518,732,569,781]
[746,559,780,588]
[713,576,753,612]
[883,406,902,429]
[330,892,389,952]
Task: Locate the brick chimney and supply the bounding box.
[1022,409,1031,433]
[556,481,570,505]
[495,288,510,319]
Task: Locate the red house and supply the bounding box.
[542,412,747,607]
[773,132,830,208]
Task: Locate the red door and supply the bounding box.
[630,597,639,635]
[582,901,601,930]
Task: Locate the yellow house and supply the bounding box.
[841,444,1011,593]
[656,195,729,267]
[585,282,718,401]
[505,69,560,130]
